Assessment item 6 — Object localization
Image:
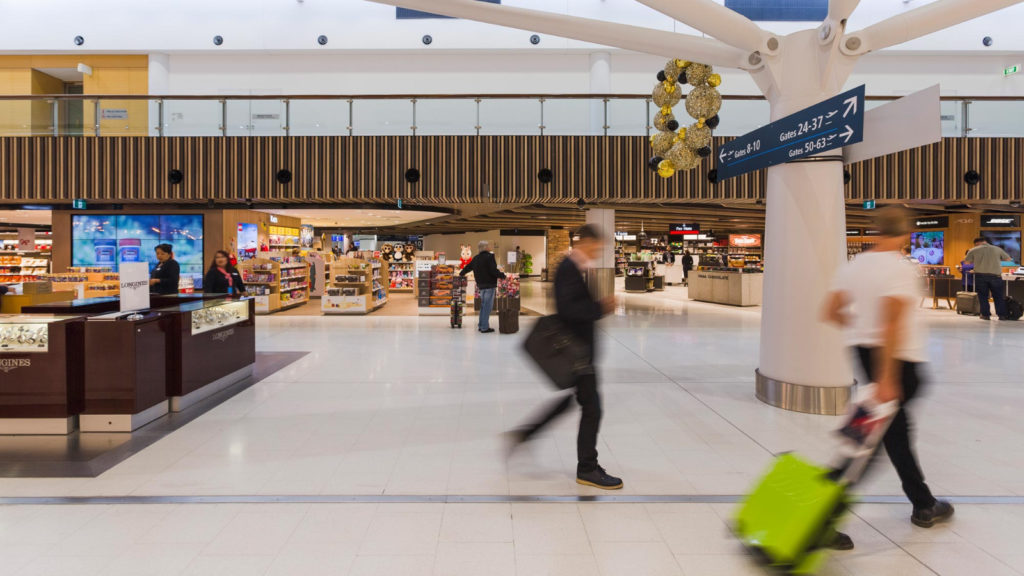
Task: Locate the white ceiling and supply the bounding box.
[258,208,448,228]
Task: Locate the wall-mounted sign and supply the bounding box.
[729,234,762,247]
[268,215,279,224]
[100,108,128,120]
[913,216,948,229]
[846,229,861,236]
[669,223,701,236]
[72,198,87,210]
[17,228,35,251]
[980,215,1020,228]
[862,199,876,210]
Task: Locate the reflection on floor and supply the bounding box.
[0,352,308,478]
[1,280,1022,575]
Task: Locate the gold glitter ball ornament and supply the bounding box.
[653,112,676,132]
[685,63,713,86]
[708,73,722,88]
[663,59,683,83]
[657,159,676,178]
[651,130,676,155]
[653,82,682,108]
[684,122,712,151]
[685,85,722,121]
[665,142,699,171]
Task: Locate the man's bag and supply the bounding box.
[957,274,979,315]
[523,315,592,390]
[1005,297,1023,321]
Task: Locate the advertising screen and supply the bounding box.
[910,231,944,265]
[981,230,1021,265]
[237,223,258,261]
[729,234,761,247]
[72,214,205,289]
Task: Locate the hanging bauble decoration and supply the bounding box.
[665,142,699,171]
[653,81,682,108]
[651,131,676,155]
[653,111,676,132]
[647,156,663,172]
[656,70,667,82]
[666,119,679,131]
[708,73,722,88]
[657,159,676,178]
[697,146,712,158]
[683,121,712,151]
[685,63,712,86]
[705,114,721,129]
[663,59,684,83]
[685,85,722,121]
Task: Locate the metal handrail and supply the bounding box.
[0,93,1021,101]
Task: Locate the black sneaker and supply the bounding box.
[479,328,496,333]
[576,466,623,490]
[828,530,854,551]
[911,500,954,528]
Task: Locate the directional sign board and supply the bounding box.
[715,85,865,182]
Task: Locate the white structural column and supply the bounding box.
[754,30,854,414]
[585,208,616,300]
[148,53,170,137]
[589,52,611,135]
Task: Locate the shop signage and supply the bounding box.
[72,198,87,210]
[863,229,882,236]
[416,260,435,272]
[729,234,762,247]
[715,85,865,181]
[669,223,700,236]
[846,229,861,236]
[100,108,128,120]
[980,215,1020,228]
[269,215,278,223]
[614,232,637,241]
[0,358,31,373]
[119,262,151,312]
[17,228,35,251]
[914,217,948,229]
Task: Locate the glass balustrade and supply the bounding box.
[0,95,1018,138]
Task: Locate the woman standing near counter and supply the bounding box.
[149,244,180,295]
[204,250,246,295]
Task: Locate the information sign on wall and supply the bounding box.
[913,217,949,229]
[669,223,701,236]
[980,215,1020,228]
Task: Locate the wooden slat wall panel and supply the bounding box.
[0,136,1020,204]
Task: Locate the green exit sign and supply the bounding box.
[863,200,876,210]
[1005,64,1021,77]
[72,198,87,210]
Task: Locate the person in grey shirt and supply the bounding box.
[964,237,1012,320]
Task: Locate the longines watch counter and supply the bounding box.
[0,315,85,434]
[156,298,256,412]
[81,311,169,432]
[21,293,228,315]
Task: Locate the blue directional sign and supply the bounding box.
[715,85,865,181]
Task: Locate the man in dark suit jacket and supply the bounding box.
[509,225,621,489]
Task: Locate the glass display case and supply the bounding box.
[0,315,73,353]
[190,299,251,336]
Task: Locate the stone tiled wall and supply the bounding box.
[545,229,570,281]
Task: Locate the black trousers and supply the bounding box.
[974,273,1007,318]
[855,346,937,510]
[520,372,602,474]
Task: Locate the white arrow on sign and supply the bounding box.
[843,96,857,118]
[840,125,855,143]
[719,148,728,163]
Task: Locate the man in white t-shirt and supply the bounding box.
[822,206,953,548]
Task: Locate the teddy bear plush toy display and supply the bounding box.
[459,244,473,270]
[379,243,395,262]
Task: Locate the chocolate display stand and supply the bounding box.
[0,315,85,434]
[497,274,521,334]
[81,311,169,432]
[158,298,256,412]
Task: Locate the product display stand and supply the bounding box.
[450,276,467,328]
[388,259,416,292]
[418,263,457,316]
[497,273,521,334]
[322,256,389,314]
[625,261,655,293]
[239,255,310,314]
[0,315,85,435]
[81,310,168,432]
[48,267,120,299]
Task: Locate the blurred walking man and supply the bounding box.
[823,206,953,548]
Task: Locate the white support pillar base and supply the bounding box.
[170,364,254,413]
[81,401,169,433]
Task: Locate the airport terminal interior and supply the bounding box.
[2,1,1024,575]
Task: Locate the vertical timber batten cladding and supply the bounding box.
[0,136,1020,204]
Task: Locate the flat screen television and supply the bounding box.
[910,231,944,265]
[981,230,1021,265]
[72,214,205,289]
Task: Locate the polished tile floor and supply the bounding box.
[2,280,1023,575]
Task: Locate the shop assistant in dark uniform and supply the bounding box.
[149,243,180,295]
[203,250,247,295]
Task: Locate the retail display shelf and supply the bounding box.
[322,256,388,314]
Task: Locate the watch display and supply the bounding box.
[0,317,62,353]
[190,300,250,336]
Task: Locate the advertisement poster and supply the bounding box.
[72,214,205,289]
[910,231,944,265]
[237,223,259,261]
[300,225,315,248]
[981,230,1021,265]
[729,234,762,248]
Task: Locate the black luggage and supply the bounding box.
[1005,296,1023,321]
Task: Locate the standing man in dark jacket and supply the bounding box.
[682,251,694,280]
[460,240,505,333]
[508,225,621,489]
